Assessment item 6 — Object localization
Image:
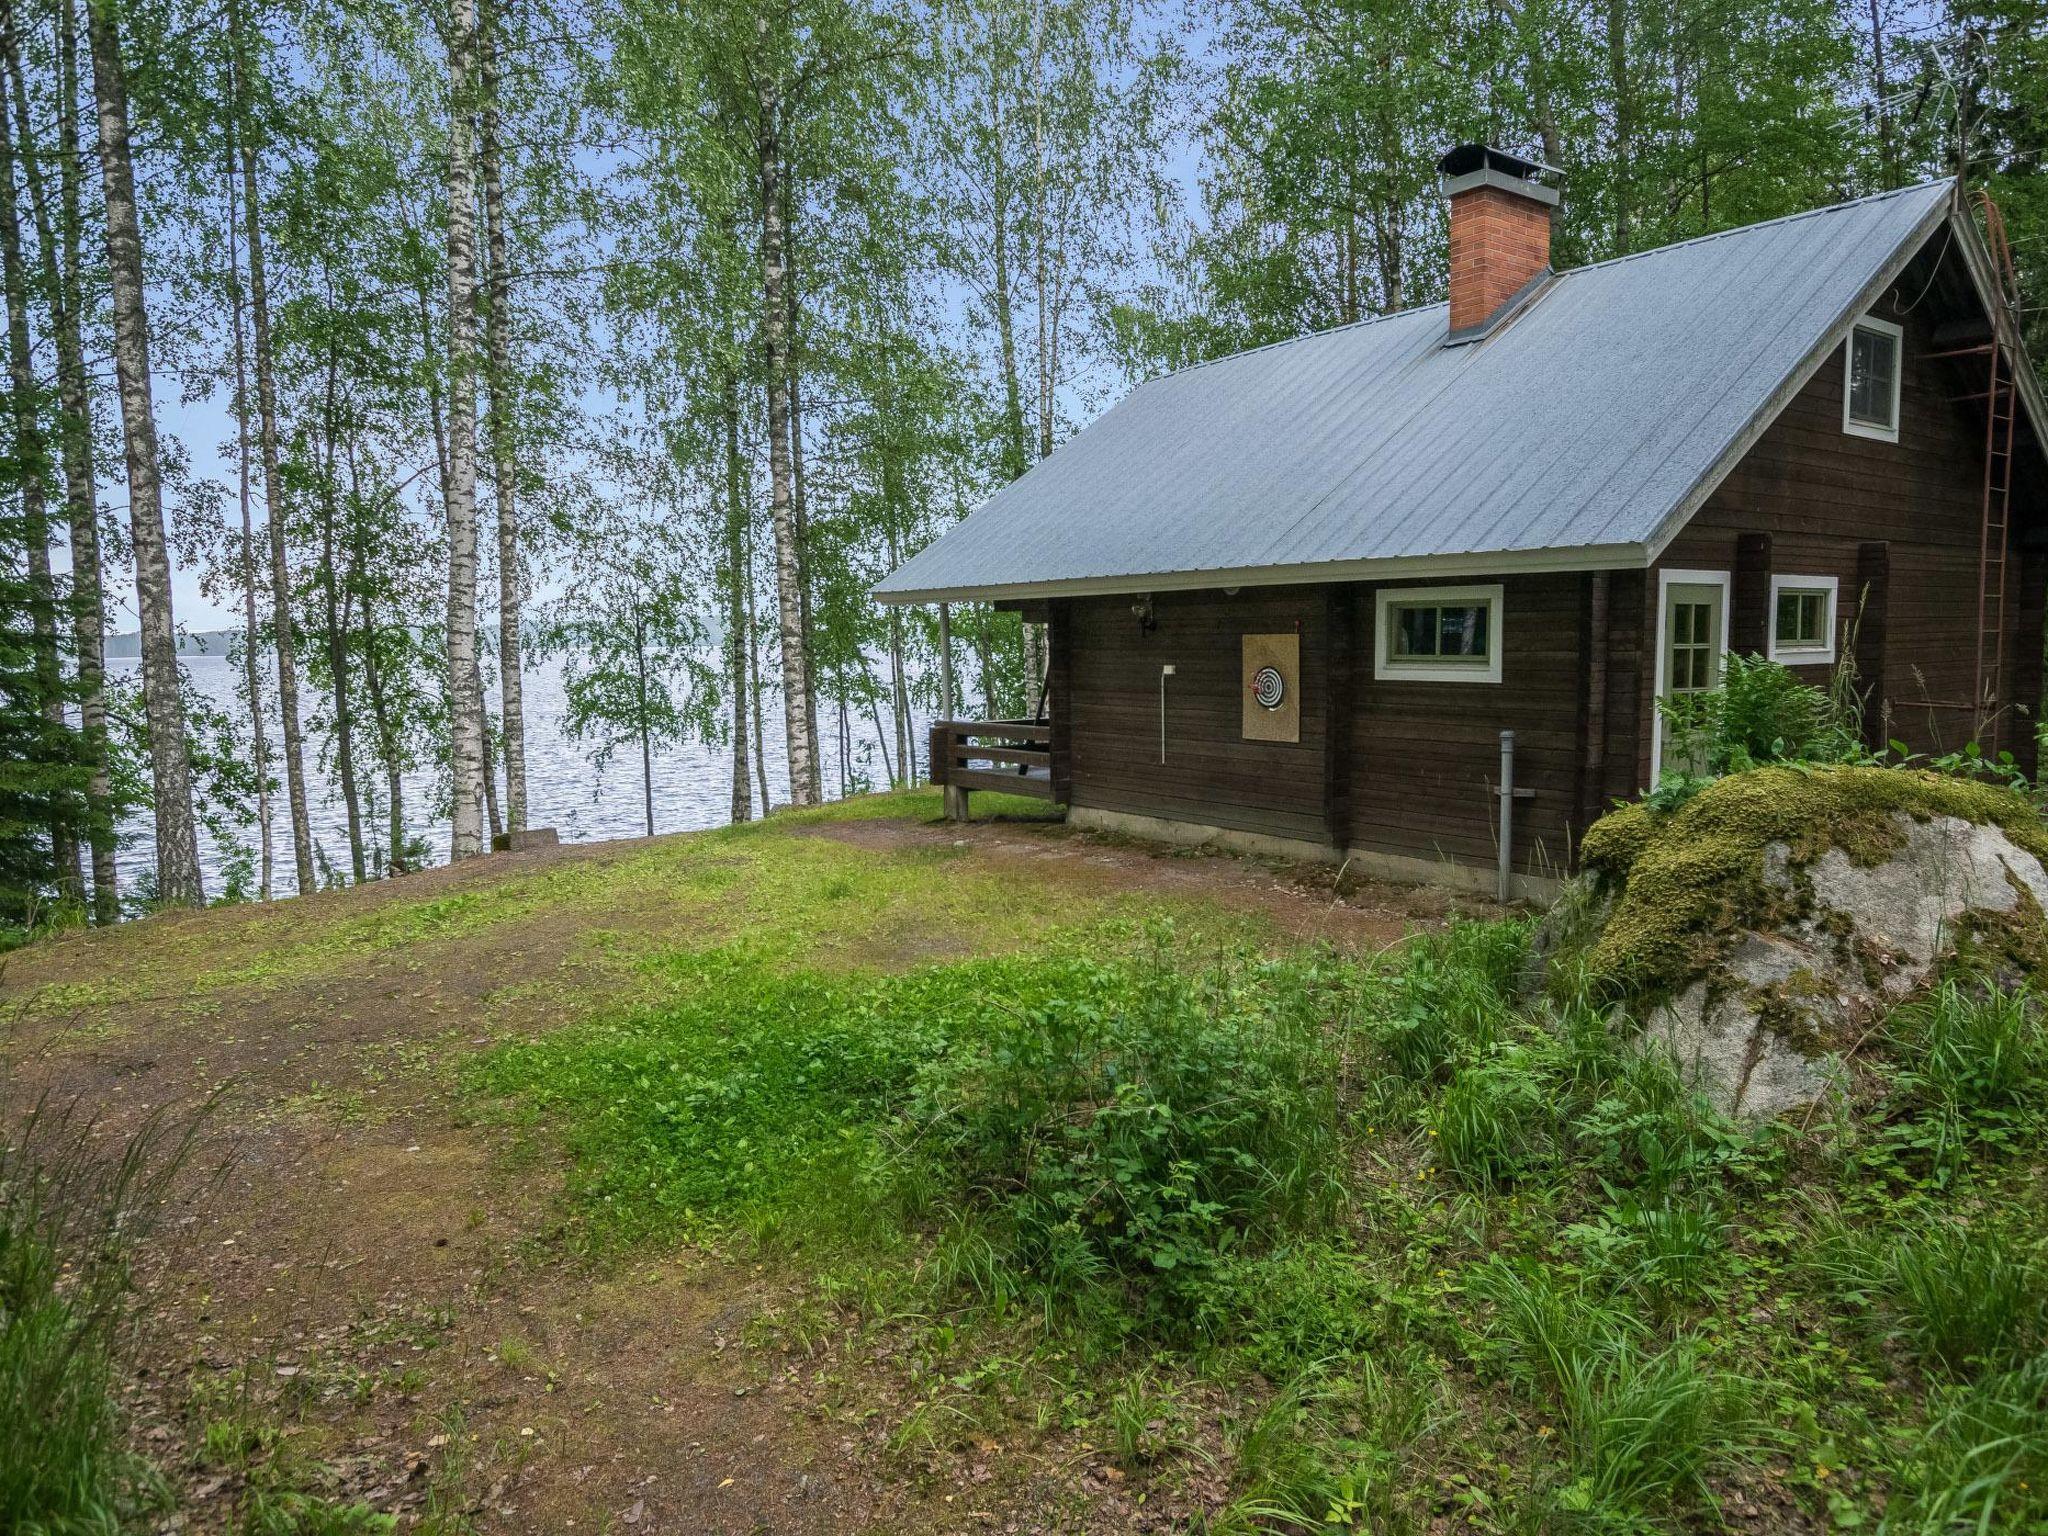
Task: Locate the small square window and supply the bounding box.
[1374,585,1503,684]
[1767,574,1838,664]
[1843,316,1902,442]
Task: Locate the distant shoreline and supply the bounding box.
[103,629,242,659]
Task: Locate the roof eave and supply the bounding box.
[872,540,1650,606]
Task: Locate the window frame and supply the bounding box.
[1372,583,1504,685]
[1842,314,1904,444]
[1650,568,1732,784]
[1766,572,1840,665]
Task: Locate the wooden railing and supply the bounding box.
[927,719,1056,814]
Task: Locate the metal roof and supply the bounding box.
[877,179,1963,604]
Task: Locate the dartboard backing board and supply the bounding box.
[1240,632,1301,743]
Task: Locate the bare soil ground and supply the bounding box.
[3,805,1466,1535]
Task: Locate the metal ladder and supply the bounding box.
[1930,193,2026,751]
[1973,191,2022,753]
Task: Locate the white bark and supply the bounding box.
[231,0,313,895]
[222,102,271,900]
[752,46,818,807]
[479,0,525,832]
[85,0,201,904]
[444,0,486,859]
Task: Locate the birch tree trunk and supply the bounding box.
[360,589,406,874]
[745,522,770,813]
[723,367,751,823]
[85,0,202,905]
[231,0,314,894]
[751,50,818,807]
[0,22,80,897]
[21,0,114,917]
[443,0,487,859]
[781,168,821,802]
[344,440,405,875]
[479,0,526,832]
[222,109,271,900]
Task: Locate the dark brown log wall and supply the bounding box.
[1064,587,1328,843]
[1653,285,2046,780]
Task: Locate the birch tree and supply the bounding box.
[229,0,314,893]
[444,0,487,859]
[84,0,201,905]
[479,0,526,833]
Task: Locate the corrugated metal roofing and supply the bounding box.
[877,179,1957,603]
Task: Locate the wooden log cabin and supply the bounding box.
[879,148,2048,899]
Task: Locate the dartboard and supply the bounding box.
[1252,665,1285,710]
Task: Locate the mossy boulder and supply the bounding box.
[1551,765,2048,1117]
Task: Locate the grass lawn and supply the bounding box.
[4,788,2047,1534]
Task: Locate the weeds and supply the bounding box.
[1887,1216,2046,1374]
[1,1089,207,1535]
[1886,978,2046,1114]
[1465,1259,1763,1522]
[1881,1355,2048,1533]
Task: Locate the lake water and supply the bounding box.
[110,652,926,899]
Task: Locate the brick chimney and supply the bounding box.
[1440,144,1558,340]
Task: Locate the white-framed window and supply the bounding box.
[1372,583,1503,684]
[1843,314,1903,442]
[1767,573,1839,665]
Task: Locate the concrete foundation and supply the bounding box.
[1063,805,1559,905]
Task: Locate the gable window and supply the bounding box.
[1843,315,1902,442]
[1767,573,1839,665]
[1374,584,1504,684]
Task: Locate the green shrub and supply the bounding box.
[1362,918,1528,1083]
[1881,1355,2048,1533]
[1567,1196,1729,1312]
[1208,1242,1396,1378]
[1656,652,1864,780]
[1888,1217,2046,1375]
[892,948,1348,1329]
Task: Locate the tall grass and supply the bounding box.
[1888,1216,2046,1375]
[1465,1259,1763,1523]
[1881,1355,2048,1533]
[1885,979,2047,1113]
[2,1090,206,1534]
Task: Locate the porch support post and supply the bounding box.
[1048,600,1073,804]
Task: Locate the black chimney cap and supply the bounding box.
[1437,144,1549,180]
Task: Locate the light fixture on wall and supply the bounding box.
[1131,594,1156,634]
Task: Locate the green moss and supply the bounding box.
[1580,766,2048,1000]
[1579,800,1658,882]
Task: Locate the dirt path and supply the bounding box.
[4,807,1467,1534]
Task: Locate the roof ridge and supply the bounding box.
[1149,178,1953,385]
[1559,176,1953,277]
[1157,301,1442,381]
